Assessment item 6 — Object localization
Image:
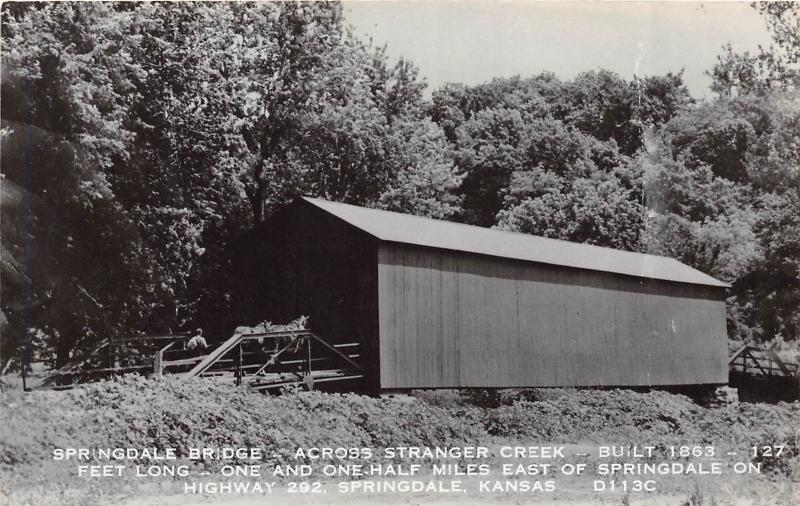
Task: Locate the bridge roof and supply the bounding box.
[302,197,730,288]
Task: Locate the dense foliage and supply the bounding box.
[1,2,798,369]
[0,2,460,367]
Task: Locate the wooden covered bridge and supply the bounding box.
[40,198,800,396]
[231,197,733,394]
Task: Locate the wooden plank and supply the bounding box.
[439,252,459,386]
[74,365,152,374]
[249,375,364,391]
[114,334,191,342]
[163,356,216,367]
[377,245,393,387]
[239,354,359,369]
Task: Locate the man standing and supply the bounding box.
[186,328,208,355]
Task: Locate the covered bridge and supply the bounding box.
[234,197,730,393]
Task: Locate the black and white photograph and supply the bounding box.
[1,1,798,504]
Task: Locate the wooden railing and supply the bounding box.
[36,328,364,392]
[729,346,798,378]
[178,330,362,390]
[40,332,192,387]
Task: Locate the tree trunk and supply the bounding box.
[246,181,265,225]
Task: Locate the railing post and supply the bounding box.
[154,349,163,379]
[235,343,243,386]
[154,341,176,379]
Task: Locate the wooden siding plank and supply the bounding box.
[377,247,394,387]
[440,254,459,385]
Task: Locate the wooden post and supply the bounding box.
[153,350,163,379]
[236,343,243,386]
[307,337,311,374]
[21,349,28,392]
[153,341,176,379]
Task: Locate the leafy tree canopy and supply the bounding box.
[1,1,798,374]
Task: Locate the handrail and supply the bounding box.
[237,329,314,341]
[116,333,191,343]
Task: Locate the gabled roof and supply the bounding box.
[302,197,730,288]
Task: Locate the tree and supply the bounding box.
[748,190,800,341]
[633,72,694,126]
[662,102,756,182]
[376,117,463,219]
[497,176,643,251]
[429,70,692,228]
[696,1,800,341]
[743,92,800,192]
[453,107,528,226]
[753,1,800,90]
[563,70,640,154]
[1,3,168,367]
[708,2,800,95]
[1,1,464,365]
[708,44,767,97]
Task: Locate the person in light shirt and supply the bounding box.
[186,328,208,355]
